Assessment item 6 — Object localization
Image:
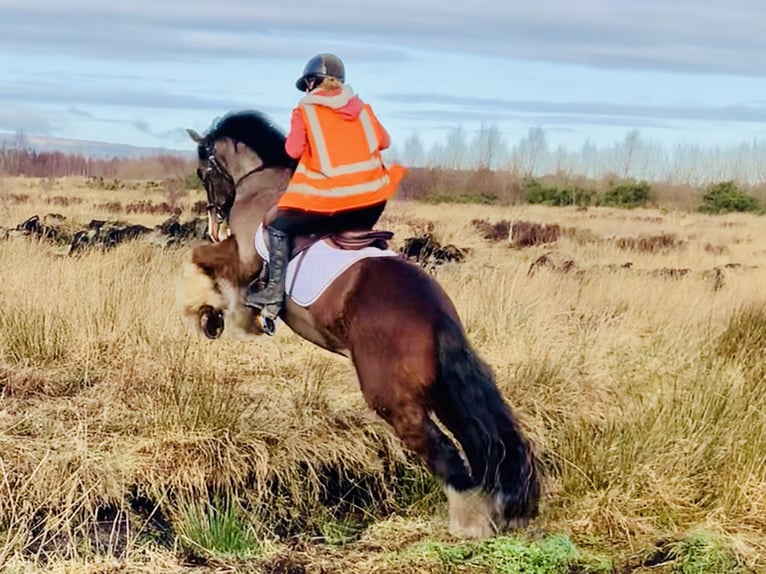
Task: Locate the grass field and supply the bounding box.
[0,177,764,573]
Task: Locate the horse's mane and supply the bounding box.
[203,110,296,169]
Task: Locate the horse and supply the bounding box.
[178,110,540,539]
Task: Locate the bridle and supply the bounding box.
[197,140,267,235]
[198,153,233,227]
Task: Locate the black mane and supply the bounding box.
[203,110,296,169]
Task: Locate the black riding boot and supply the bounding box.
[245,227,290,335]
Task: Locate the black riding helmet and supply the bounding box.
[295,53,345,92]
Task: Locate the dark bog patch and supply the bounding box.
[400,233,467,270]
[616,233,682,253]
[616,539,676,573]
[129,489,175,548]
[6,213,208,252]
[527,253,577,276]
[261,552,309,574]
[511,220,560,247]
[471,218,561,247]
[471,218,511,241]
[22,490,175,561]
[125,200,182,216]
[651,267,690,279]
[704,243,728,255]
[15,215,62,241]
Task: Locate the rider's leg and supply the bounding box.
[245,209,332,334]
[245,202,388,335]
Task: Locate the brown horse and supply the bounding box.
[178,111,540,538]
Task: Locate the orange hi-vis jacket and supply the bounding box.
[278,89,406,214]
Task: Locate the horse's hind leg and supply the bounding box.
[355,369,494,539]
[433,317,540,532]
[387,400,474,491]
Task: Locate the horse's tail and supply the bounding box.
[433,315,540,528]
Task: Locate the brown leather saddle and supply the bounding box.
[290,229,394,259]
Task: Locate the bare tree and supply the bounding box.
[10,130,31,152]
[553,143,572,178]
[443,127,468,170]
[473,123,505,170]
[619,129,641,179]
[426,142,445,168]
[402,132,426,167]
[512,126,547,176]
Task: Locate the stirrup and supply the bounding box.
[259,315,277,336]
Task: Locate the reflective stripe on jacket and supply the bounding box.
[278,95,405,213]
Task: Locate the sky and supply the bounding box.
[1,0,765,156]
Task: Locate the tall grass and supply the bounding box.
[1,186,765,571]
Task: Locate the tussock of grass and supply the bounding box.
[668,530,748,574]
[714,303,766,368]
[0,303,72,365]
[174,494,261,560]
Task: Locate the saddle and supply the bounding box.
[290,229,394,259]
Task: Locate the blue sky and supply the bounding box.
[1,0,765,155]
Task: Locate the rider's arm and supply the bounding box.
[368,107,391,151]
[285,108,307,158]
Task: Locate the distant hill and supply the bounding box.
[0,133,193,159]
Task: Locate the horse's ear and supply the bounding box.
[186,128,203,144]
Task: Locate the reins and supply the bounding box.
[234,164,267,189]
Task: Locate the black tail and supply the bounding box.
[433,316,540,525]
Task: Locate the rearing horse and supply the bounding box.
[179,110,540,539]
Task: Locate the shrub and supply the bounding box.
[598,180,651,208]
[698,181,760,214]
[525,178,594,207]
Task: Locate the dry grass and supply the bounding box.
[1,179,765,572]
[0,176,201,228]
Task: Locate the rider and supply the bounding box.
[245,53,405,334]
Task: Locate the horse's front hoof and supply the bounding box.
[199,305,224,339]
[259,316,277,336]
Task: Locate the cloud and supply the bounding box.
[0,105,58,135]
[0,81,253,111]
[393,109,677,130]
[0,3,410,63]
[383,93,766,126]
[1,0,764,76]
[66,106,94,118]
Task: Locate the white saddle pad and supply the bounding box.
[254,224,398,307]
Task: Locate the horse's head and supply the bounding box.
[187,128,236,243]
[187,111,296,243]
